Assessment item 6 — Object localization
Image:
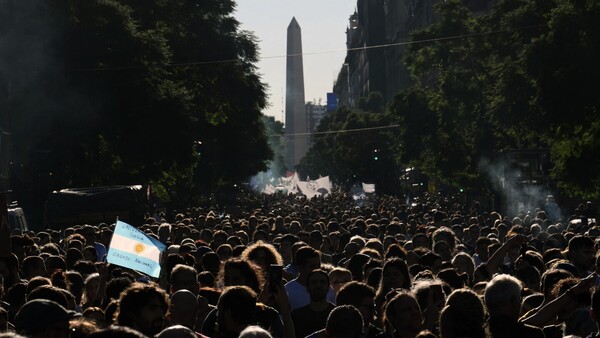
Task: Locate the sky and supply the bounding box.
[235,1,358,122]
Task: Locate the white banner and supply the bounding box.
[362,183,376,194]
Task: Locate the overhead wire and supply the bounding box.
[14,20,540,137]
[268,124,402,138]
[61,27,534,133]
[63,24,538,73]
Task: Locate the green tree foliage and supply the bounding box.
[512,0,600,197]
[299,94,399,194]
[482,0,600,197]
[397,0,493,188]
[1,0,272,211]
[394,0,600,197]
[305,0,599,198]
[262,116,286,177]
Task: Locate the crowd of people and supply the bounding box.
[0,191,599,338]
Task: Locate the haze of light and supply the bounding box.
[235,0,358,123]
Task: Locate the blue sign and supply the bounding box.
[327,93,337,112]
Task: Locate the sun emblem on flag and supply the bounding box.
[134,243,145,253]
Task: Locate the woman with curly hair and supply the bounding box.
[241,241,284,275]
[219,258,264,295]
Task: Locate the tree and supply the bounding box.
[396,0,600,198]
[262,116,287,177]
[1,0,272,216]
[392,0,497,189]
[299,95,399,194]
[483,0,600,197]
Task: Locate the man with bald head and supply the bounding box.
[169,290,198,330]
[157,325,200,338]
[168,264,214,331]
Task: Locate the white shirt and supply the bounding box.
[285,278,336,310]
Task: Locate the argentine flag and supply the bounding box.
[107,220,166,278]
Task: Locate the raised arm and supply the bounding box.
[521,272,596,327]
[486,234,527,277]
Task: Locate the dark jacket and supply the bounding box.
[487,314,545,338]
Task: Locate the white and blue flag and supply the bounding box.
[107,220,166,278]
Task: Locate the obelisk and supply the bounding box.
[285,17,308,170]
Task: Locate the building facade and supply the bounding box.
[334,0,496,108]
